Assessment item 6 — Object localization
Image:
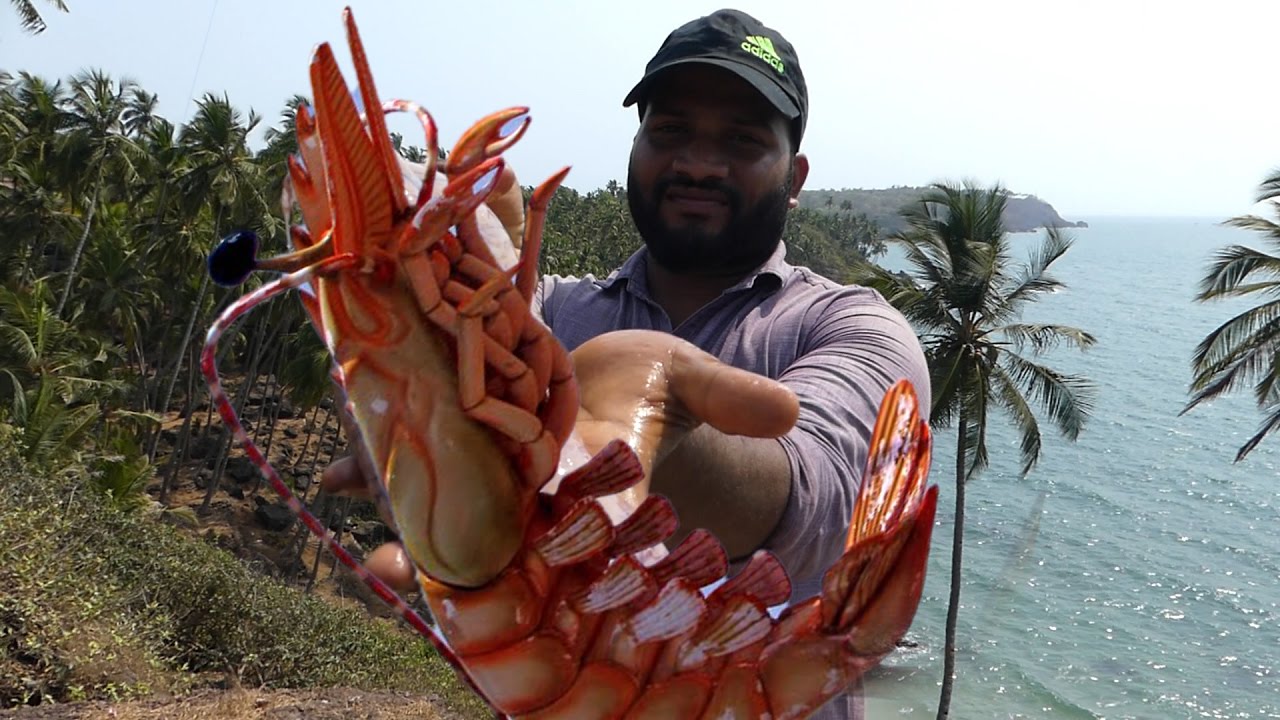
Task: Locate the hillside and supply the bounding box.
[799,186,1087,235]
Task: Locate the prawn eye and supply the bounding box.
[209,230,259,287]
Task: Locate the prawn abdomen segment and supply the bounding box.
[324,278,526,589]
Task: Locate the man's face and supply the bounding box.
[627,64,808,277]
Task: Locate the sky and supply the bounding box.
[4,0,1280,219]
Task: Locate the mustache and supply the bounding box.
[654,176,743,209]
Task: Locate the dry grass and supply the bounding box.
[0,687,457,720]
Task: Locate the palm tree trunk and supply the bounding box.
[148,271,209,460]
[55,173,102,317]
[251,342,285,452]
[328,496,352,575]
[290,404,322,473]
[159,345,199,505]
[200,317,280,513]
[937,414,968,719]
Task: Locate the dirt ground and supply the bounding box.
[0,688,468,720]
[153,393,405,621]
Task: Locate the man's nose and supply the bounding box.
[671,138,729,180]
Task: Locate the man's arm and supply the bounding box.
[649,426,791,560]
[650,292,930,578]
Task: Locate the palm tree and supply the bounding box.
[9,0,67,35]
[159,92,276,499]
[1,75,82,288]
[54,68,143,317]
[259,94,309,215]
[1186,168,1280,461]
[154,91,268,426]
[122,87,159,138]
[850,180,1097,719]
[10,72,69,167]
[0,280,125,465]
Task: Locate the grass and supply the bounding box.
[0,425,489,717]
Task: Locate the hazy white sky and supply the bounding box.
[5,0,1279,218]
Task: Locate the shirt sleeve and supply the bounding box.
[761,288,932,586]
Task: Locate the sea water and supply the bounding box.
[859,217,1280,719]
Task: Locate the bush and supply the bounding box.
[0,430,488,717]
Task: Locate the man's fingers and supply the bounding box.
[321,455,369,498]
[668,344,799,439]
[319,458,416,592]
[365,542,418,594]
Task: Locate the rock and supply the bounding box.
[226,456,257,484]
[188,434,217,460]
[351,520,389,547]
[255,502,295,531]
[283,426,299,439]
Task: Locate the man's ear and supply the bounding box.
[788,153,810,209]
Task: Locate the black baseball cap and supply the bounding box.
[622,9,808,149]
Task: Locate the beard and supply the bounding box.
[627,163,793,277]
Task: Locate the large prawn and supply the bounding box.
[201,8,938,719]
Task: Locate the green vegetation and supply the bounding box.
[799,186,1086,236]
[7,0,67,35]
[0,431,488,716]
[851,181,1097,719]
[1187,168,1280,461]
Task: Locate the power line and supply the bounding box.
[179,0,220,124]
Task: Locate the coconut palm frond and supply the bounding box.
[1001,350,1096,441]
[990,362,1043,476]
[1000,322,1097,355]
[1195,242,1280,302]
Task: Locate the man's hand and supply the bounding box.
[571,329,798,478]
[486,165,526,249]
[320,329,799,592]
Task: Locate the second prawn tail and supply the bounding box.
[826,377,936,655]
[750,379,937,719]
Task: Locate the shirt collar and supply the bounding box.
[599,242,792,298]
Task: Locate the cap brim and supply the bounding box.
[622,57,800,120]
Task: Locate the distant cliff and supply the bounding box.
[798,187,1087,236]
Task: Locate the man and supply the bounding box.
[326,9,930,719]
